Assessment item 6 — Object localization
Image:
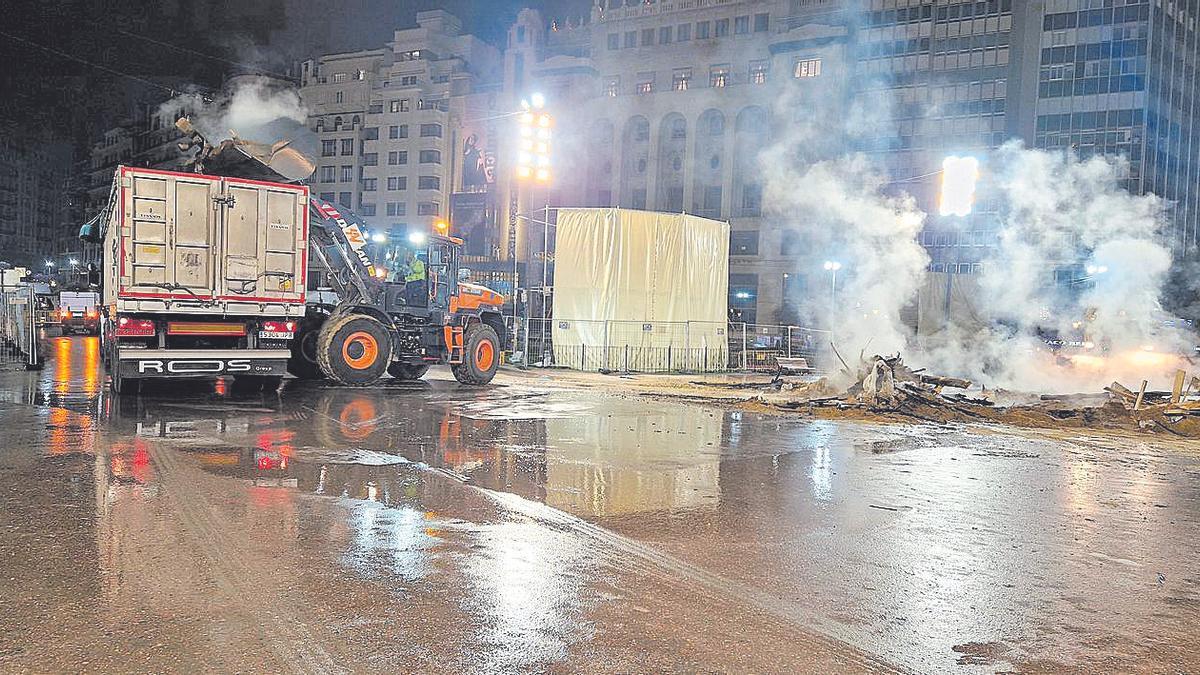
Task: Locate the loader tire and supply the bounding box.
[317,314,391,386]
[451,323,500,385]
[387,362,430,381]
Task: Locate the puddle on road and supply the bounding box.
[8,337,1200,673]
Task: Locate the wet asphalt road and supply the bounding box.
[0,337,1198,673]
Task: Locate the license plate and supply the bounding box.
[259,331,294,340]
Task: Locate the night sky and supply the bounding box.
[1,0,591,158]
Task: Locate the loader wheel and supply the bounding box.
[451,324,500,385]
[288,318,326,380]
[387,362,430,381]
[316,314,391,386]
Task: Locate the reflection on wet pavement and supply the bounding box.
[1,337,1198,672]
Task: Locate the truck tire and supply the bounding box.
[288,320,326,380]
[451,323,500,385]
[387,362,430,381]
[316,314,392,386]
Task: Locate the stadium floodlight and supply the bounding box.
[939,156,980,217]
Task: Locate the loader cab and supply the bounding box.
[376,232,460,314]
[426,234,460,312]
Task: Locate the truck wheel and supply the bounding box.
[451,324,500,385]
[288,321,326,380]
[317,314,392,386]
[387,362,430,381]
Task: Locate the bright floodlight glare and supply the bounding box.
[408,231,427,246]
[45,260,54,267]
[939,156,980,217]
[371,232,387,243]
[823,261,842,271]
[530,92,546,109]
[735,291,750,299]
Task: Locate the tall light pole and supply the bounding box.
[44,260,54,277]
[823,260,842,308]
[511,93,552,362]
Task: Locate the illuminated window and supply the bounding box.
[672,69,691,91]
[605,76,620,97]
[794,58,822,78]
[750,61,768,84]
[637,73,654,94]
[710,65,730,88]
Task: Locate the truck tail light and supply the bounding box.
[86,309,99,319]
[60,308,72,319]
[115,316,155,337]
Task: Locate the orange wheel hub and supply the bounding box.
[474,338,495,371]
[342,331,379,370]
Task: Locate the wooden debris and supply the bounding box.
[920,375,972,389]
[1134,380,1148,412]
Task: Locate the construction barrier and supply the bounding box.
[0,285,42,369]
[508,317,831,374]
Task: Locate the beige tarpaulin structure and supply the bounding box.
[917,271,987,336]
[552,208,730,371]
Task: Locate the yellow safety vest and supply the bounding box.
[405,258,426,282]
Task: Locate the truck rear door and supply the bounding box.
[219,178,306,303]
[121,169,220,299]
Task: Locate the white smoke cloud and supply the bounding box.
[159,76,308,144]
[762,154,928,365]
[761,77,1189,392]
[948,142,1191,391]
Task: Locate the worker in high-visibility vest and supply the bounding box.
[403,250,427,306]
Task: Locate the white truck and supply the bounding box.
[94,166,309,393]
[57,290,102,335]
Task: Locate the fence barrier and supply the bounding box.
[0,285,42,369]
[505,317,831,374]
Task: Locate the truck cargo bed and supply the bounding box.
[104,167,308,317]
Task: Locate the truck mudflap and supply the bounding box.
[116,349,289,378]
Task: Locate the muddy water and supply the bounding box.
[0,337,1197,672]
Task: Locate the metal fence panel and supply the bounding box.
[508,316,830,375]
[0,286,42,369]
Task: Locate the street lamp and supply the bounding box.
[823,260,842,308]
[44,260,54,276]
[1086,265,1109,275]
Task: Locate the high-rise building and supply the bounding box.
[0,125,75,267]
[297,10,502,237]
[511,0,852,324]
[1029,0,1200,256]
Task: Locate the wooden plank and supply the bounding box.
[1134,380,1148,412]
[1171,370,1186,403]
